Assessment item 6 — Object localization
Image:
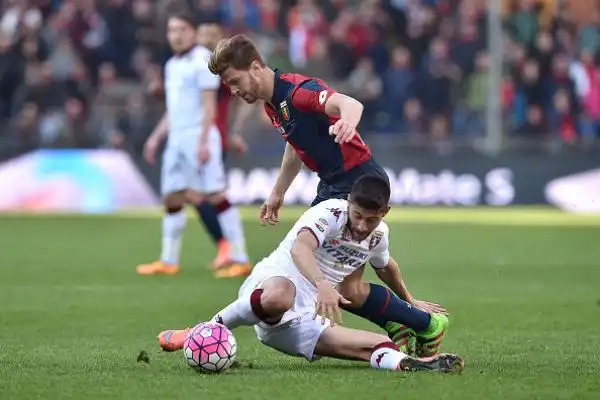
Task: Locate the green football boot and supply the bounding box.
[384,322,417,356]
[415,313,448,357]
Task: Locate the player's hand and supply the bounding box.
[198,140,210,163]
[413,299,448,315]
[143,135,160,165]
[314,282,351,327]
[230,134,248,155]
[329,119,356,143]
[259,193,283,226]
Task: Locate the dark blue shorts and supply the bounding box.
[311,157,389,207]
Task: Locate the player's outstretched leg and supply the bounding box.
[212,197,252,278]
[338,268,447,357]
[194,201,230,254]
[157,276,295,351]
[137,199,187,275]
[314,325,463,373]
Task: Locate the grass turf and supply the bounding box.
[0,207,599,399]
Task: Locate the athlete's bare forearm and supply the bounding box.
[272,142,303,197]
[291,231,325,287]
[374,257,414,304]
[324,92,364,130]
[150,113,169,142]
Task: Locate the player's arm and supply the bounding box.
[272,142,303,198]
[371,251,448,314]
[290,206,338,287]
[199,89,217,144]
[230,99,258,137]
[368,231,413,304]
[196,51,220,146]
[291,218,350,325]
[291,230,326,288]
[292,83,363,143]
[373,256,414,304]
[323,92,364,135]
[143,113,169,165]
[150,113,169,142]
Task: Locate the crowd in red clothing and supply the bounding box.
[1,0,599,151]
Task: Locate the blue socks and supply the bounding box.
[342,283,431,333]
[195,202,224,244]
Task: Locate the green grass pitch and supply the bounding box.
[0,207,599,399]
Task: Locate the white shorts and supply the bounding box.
[160,127,226,196]
[238,258,331,361]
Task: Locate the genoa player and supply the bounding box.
[136,14,250,277]
[196,21,258,277]
[157,176,464,373]
[206,34,450,356]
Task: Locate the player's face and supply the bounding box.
[347,200,390,242]
[167,18,196,54]
[197,24,222,50]
[221,63,261,103]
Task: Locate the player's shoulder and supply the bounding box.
[312,199,348,223]
[190,45,211,64]
[373,220,390,238]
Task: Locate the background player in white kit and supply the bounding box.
[157,176,464,373]
[137,13,250,276]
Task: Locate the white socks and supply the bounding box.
[160,210,187,265]
[211,295,260,330]
[217,206,249,263]
[370,344,408,370]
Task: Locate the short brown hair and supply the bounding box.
[208,34,265,75]
[168,12,197,29]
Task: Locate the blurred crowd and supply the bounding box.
[1,0,600,152]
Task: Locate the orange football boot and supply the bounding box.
[210,240,233,270]
[214,262,252,278]
[136,261,180,275]
[158,327,190,352]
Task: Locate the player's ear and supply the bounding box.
[249,60,261,73]
[381,206,391,217]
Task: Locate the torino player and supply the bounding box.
[136,14,250,277]
[157,176,464,373]
[206,34,449,356]
[196,21,257,278]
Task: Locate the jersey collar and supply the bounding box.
[270,68,289,107]
[174,46,194,59]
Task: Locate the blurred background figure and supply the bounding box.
[0,0,598,200]
[1,0,597,153]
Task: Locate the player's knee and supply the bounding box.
[205,192,227,205]
[260,278,296,316]
[338,280,370,308]
[184,190,204,205]
[163,193,185,211]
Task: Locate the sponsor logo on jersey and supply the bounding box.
[318,218,328,226]
[322,241,368,268]
[369,230,383,250]
[315,222,325,232]
[280,100,290,121]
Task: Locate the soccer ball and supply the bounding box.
[183,322,237,373]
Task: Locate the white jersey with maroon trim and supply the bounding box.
[263,199,390,287]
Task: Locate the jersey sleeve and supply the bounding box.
[296,202,344,247]
[369,224,390,269]
[290,79,337,114]
[195,50,220,91]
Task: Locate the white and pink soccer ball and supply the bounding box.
[183,322,237,373]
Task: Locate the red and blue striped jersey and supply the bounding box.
[264,69,371,182]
